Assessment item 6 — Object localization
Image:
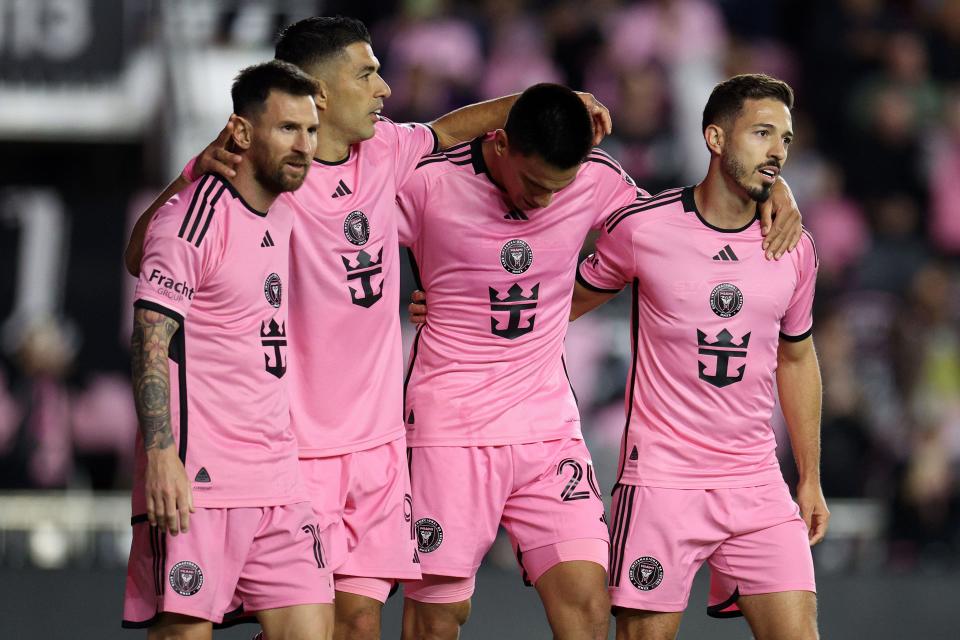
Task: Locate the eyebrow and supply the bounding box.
[358,64,378,74]
[754,123,794,138]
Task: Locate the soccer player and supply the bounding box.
[395,83,805,640]
[123,17,614,640]
[122,61,332,638]
[574,74,827,640]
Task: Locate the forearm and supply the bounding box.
[125,175,190,276]
[429,94,519,149]
[131,309,180,451]
[777,344,823,483]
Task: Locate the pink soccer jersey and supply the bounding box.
[133,173,305,509]
[577,186,818,488]
[397,135,639,446]
[286,118,438,457]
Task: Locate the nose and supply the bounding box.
[293,129,314,154]
[770,139,787,162]
[375,74,392,100]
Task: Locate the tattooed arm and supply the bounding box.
[131,307,194,535]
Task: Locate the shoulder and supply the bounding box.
[411,140,476,178]
[602,187,687,235]
[795,227,819,269]
[371,117,436,148]
[151,173,232,247]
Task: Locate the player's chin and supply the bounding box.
[278,169,309,192]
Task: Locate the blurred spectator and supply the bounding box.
[855,194,930,294]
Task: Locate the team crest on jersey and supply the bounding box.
[415,518,443,553]
[500,239,533,274]
[264,273,282,308]
[709,283,743,318]
[343,210,370,245]
[629,556,663,591]
[169,560,203,596]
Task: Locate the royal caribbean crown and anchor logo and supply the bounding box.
[489,239,539,339]
[697,282,750,388]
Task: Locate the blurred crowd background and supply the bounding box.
[0,0,958,580]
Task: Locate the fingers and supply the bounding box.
[178,488,193,534]
[214,118,236,146]
[808,510,829,546]
[763,209,799,260]
[200,121,243,178]
[146,494,157,527]
[411,289,426,303]
[164,492,180,535]
[408,302,427,324]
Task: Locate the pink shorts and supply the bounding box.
[301,435,420,603]
[403,438,609,602]
[122,502,334,628]
[608,483,815,617]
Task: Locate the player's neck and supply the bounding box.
[694,169,756,230]
[314,130,352,164]
[230,162,276,213]
[481,138,506,190]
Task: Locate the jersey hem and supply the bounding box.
[297,428,405,458]
[616,471,784,489]
[405,425,582,448]
[187,495,309,509]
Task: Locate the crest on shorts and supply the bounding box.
[500,239,533,274]
[169,560,204,596]
[264,272,282,308]
[415,517,443,553]
[629,556,663,591]
[343,210,370,246]
[709,283,742,318]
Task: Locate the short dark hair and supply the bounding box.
[275,16,371,70]
[702,74,794,133]
[504,83,593,169]
[231,60,318,118]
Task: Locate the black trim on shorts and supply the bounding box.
[213,606,252,629]
[403,324,424,402]
[121,613,161,629]
[515,546,534,587]
[608,484,636,588]
[707,587,744,619]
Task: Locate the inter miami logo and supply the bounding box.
[697,329,751,388]
[629,556,663,591]
[261,319,287,378]
[489,283,539,339]
[343,210,370,246]
[342,248,384,308]
[415,518,443,553]
[500,239,533,274]
[264,273,282,308]
[710,283,743,318]
[169,560,203,596]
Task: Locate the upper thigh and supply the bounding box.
[256,603,333,640]
[737,591,818,640]
[147,613,212,640]
[614,608,682,640]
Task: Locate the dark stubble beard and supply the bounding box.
[255,156,308,194]
[722,152,773,203]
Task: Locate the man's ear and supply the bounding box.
[313,78,330,112]
[493,129,509,157]
[231,115,254,150]
[704,123,724,156]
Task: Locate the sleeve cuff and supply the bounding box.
[779,326,813,342]
[134,298,185,326]
[423,123,440,154]
[576,268,623,294]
